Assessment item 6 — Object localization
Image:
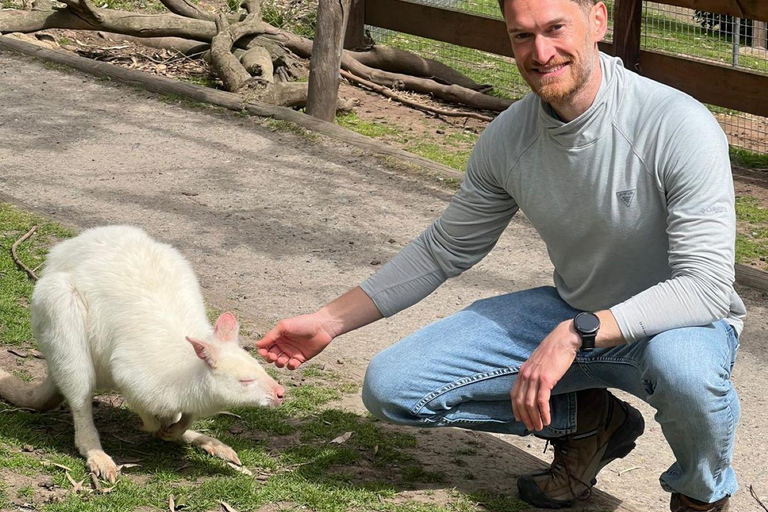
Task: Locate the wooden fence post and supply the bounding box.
[612,0,643,72]
[754,20,767,49]
[344,0,366,50]
[306,0,351,121]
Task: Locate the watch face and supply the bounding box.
[575,312,600,334]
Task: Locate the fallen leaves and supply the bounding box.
[329,431,353,445]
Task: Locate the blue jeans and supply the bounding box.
[362,287,740,503]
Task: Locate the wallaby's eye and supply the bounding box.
[240,379,256,386]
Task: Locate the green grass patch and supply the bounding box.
[730,148,768,170]
[0,203,73,346]
[735,195,768,269]
[337,113,399,138]
[264,119,319,142]
[0,204,534,511]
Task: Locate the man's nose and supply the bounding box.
[533,36,557,65]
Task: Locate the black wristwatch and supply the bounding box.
[573,312,600,352]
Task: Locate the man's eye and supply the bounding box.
[514,33,531,41]
[550,24,564,32]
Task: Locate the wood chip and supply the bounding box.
[64,471,84,493]
[116,463,140,471]
[330,431,353,444]
[226,462,252,475]
[30,349,45,359]
[217,411,242,419]
[44,461,73,472]
[220,501,240,512]
[8,348,29,358]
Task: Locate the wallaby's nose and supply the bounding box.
[274,385,285,405]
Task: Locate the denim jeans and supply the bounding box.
[362,286,741,503]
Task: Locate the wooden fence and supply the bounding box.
[344,0,768,118]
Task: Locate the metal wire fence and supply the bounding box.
[367,0,768,155]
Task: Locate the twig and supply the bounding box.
[340,69,495,122]
[618,466,639,476]
[11,226,40,282]
[751,485,768,512]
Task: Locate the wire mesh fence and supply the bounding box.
[367,0,768,155]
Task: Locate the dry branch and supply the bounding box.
[0,5,510,111]
[11,226,39,282]
[210,12,253,90]
[156,0,213,22]
[240,45,272,80]
[98,31,209,55]
[266,30,513,112]
[340,69,494,121]
[347,46,485,91]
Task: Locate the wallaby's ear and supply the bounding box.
[187,337,219,368]
[213,312,239,344]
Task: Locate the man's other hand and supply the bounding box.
[511,321,580,431]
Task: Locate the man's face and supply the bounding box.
[503,0,607,105]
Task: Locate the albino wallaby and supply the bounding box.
[0,226,284,482]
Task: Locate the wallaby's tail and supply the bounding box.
[0,368,63,411]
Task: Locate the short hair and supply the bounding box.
[498,0,598,16]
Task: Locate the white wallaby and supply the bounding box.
[0,226,284,482]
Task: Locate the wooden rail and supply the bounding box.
[351,0,768,118]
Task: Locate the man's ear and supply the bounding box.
[591,2,608,42]
[187,337,219,368]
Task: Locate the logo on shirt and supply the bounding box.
[616,190,636,207]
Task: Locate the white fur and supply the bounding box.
[1,225,283,481]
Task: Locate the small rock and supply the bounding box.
[22,445,34,452]
[337,359,344,365]
[436,129,445,134]
[370,259,381,266]
[388,239,396,244]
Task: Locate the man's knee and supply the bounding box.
[642,326,733,412]
[362,349,420,425]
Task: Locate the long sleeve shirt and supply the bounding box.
[360,52,746,343]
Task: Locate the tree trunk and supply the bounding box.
[306,0,350,121]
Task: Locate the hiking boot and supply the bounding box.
[517,389,645,509]
[670,494,730,512]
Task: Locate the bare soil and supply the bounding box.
[1,38,768,512]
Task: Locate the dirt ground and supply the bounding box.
[1,46,768,512]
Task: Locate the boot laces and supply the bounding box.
[547,437,596,501]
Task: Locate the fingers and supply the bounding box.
[512,365,549,432]
[539,386,552,428]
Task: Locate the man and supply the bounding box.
[256,0,745,510]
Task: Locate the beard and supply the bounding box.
[519,46,596,105]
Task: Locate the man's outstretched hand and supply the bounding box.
[256,313,335,370]
[256,286,384,371]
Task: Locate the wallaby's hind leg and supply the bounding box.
[71,400,118,482]
[31,272,118,482]
[155,414,241,465]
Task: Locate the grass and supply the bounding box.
[640,7,768,75]
[1,202,536,512]
[337,112,478,172]
[731,148,768,170]
[735,195,768,269]
[0,203,74,346]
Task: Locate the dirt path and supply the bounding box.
[1,49,767,512]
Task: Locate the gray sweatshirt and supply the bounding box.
[361,53,746,343]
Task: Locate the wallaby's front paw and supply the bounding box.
[87,452,118,483]
[198,436,241,465]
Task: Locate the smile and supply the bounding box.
[533,63,569,76]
